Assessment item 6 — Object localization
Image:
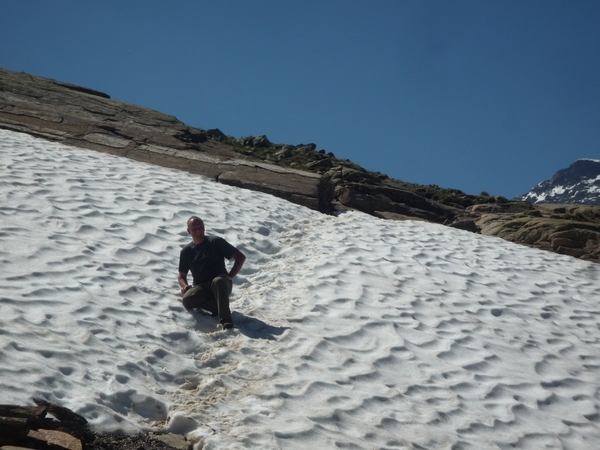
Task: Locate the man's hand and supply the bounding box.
[181,285,192,296]
[178,271,191,296]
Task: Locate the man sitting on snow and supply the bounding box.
[177,216,246,330]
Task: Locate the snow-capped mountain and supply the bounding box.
[522,158,600,205]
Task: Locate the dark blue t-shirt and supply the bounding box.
[179,236,237,285]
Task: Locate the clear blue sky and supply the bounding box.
[1,1,599,198]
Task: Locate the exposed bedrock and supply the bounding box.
[0,68,323,211]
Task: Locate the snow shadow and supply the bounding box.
[232,311,290,340]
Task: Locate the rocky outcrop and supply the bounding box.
[233,139,476,224]
[2,68,600,263]
[0,399,190,450]
[0,68,324,211]
[471,203,600,262]
[328,167,462,223]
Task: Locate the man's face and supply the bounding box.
[188,219,205,241]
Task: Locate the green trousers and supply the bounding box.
[182,276,233,324]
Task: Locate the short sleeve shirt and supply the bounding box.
[179,236,237,285]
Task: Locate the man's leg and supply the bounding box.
[211,276,233,325]
[182,283,218,316]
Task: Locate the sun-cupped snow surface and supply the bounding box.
[1,129,600,449]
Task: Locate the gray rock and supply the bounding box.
[252,134,271,147]
[0,400,189,450]
[275,146,293,158]
[448,219,481,233]
[307,158,333,169]
[295,143,317,152]
[153,434,191,450]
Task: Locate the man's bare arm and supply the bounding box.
[224,250,246,280]
[178,271,191,296]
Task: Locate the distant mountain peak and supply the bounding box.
[522,159,600,205]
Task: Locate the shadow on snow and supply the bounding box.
[185,307,290,340]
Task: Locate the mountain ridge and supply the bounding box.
[522,158,600,205]
[1,68,600,263]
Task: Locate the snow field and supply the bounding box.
[1,129,600,449]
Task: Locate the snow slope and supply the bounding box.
[1,129,600,449]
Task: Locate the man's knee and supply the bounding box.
[181,294,195,309]
[181,285,206,308]
[212,276,232,293]
[212,276,227,286]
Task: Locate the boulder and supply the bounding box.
[252,134,271,147]
[28,428,82,450]
[0,400,190,450]
[205,128,227,140]
[448,219,481,233]
[0,416,30,445]
[295,143,317,152]
[307,158,333,170]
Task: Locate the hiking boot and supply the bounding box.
[220,322,234,330]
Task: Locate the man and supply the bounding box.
[178,216,246,330]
